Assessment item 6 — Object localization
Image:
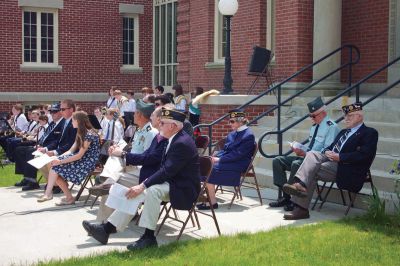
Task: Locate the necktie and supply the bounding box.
[105,122,111,140]
[333,129,351,153]
[308,124,320,151]
[61,120,68,138]
[39,122,55,145]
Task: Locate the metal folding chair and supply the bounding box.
[195,135,210,155]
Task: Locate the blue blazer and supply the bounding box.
[54,119,77,155]
[215,127,255,173]
[326,124,378,192]
[125,134,168,184]
[144,130,200,210]
[40,119,65,149]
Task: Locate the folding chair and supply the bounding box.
[195,135,210,155]
[75,167,102,202]
[156,156,221,240]
[312,169,374,215]
[228,142,263,208]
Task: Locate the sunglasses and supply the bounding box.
[60,107,71,111]
[229,120,236,124]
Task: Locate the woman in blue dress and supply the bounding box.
[38,111,100,205]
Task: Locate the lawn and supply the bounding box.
[39,216,400,266]
[0,164,21,187]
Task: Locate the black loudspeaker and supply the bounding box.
[248,46,272,74]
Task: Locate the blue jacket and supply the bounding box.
[39,119,65,148]
[53,119,77,155]
[326,124,378,192]
[144,130,200,210]
[215,127,255,173]
[125,134,168,184]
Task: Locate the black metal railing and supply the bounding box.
[194,44,360,154]
[258,55,400,158]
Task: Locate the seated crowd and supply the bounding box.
[0,87,379,250]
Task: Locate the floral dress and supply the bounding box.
[53,131,100,185]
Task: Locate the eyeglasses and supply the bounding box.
[229,120,236,124]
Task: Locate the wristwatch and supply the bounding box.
[121,151,127,159]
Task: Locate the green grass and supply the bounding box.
[39,216,400,266]
[0,164,21,187]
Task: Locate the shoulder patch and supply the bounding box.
[327,120,334,126]
[146,125,152,132]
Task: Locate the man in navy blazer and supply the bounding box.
[282,102,378,220]
[83,107,200,250]
[197,109,255,210]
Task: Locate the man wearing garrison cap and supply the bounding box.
[84,107,200,250]
[282,102,378,220]
[269,96,340,211]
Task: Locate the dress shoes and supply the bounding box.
[284,202,294,212]
[197,202,218,210]
[89,183,112,197]
[282,183,308,198]
[127,235,157,251]
[82,222,109,245]
[82,220,117,236]
[15,178,28,187]
[283,206,310,220]
[269,197,291,208]
[22,182,40,191]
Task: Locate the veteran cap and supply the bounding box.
[136,99,155,118]
[161,108,186,123]
[342,102,363,115]
[307,96,325,113]
[229,109,246,119]
[49,102,61,112]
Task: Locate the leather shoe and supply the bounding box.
[269,197,291,208]
[283,206,310,220]
[197,202,218,210]
[127,235,157,251]
[284,202,294,212]
[82,220,116,235]
[83,222,109,245]
[89,184,112,197]
[283,183,307,198]
[15,178,28,187]
[22,182,40,191]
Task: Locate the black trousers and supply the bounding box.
[14,145,38,180]
[0,135,12,152]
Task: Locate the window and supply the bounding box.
[153,0,178,87]
[22,9,59,68]
[266,0,276,60]
[214,0,227,62]
[122,16,139,67]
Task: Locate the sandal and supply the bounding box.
[55,198,75,206]
[37,195,53,203]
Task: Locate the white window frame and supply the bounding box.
[121,14,141,72]
[266,0,276,62]
[214,0,226,63]
[20,7,61,71]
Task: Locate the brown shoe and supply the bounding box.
[89,183,112,196]
[283,206,310,220]
[282,183,308,198]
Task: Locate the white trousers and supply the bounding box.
[108,182,170,231]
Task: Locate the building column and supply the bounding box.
[313,0,342,89]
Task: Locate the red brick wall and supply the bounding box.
[0,0,153,94]
[341,0,389,83]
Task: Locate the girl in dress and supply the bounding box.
[37,111,100,205]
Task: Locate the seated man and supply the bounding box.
[83,108,200,250]
[197,109,255,210]
[282,102,378,220]
[269,96,340,211]
[0,104,29,153]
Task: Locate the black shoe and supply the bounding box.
[15,178,28,187]
[83,222,109,245]
[196,202,218,210]
[284,202,294,212]
[22,182,40,191]
[127,235,157,251]
[82,220,116,236]
[269,197,291,208]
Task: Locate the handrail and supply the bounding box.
[194,44,360,154]
[258,55,400,158]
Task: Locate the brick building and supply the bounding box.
[0,0,399,119]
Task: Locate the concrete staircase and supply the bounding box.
[250,95,400,210]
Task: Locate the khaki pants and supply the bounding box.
[108,182,170,231]
[292,151,337,209]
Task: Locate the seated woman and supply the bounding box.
[37,111,100,205]
[197,110,255,210]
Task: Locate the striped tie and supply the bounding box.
[39,122,55,146]
[332,129,351,153]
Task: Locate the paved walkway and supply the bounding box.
[0,185,363,265]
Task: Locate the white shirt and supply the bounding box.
[103,120,124,143]
[165,131,179,154]
[14,113,29,132]
[107,97,118,108]
[339,122,363,151]
[125,98,137,113]
[37,123,48,140]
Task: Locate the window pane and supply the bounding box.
[173,2,177,63]
[48,51,53,63]
[154,6,159,64]
[41,38,47,50]
[31,12,36,24]
[129,53,134,65]
[41,25,47,37]
[48,38,53,50]
[24,50,30,62]
[31,37,37,49]
[48,26,53,38]
[24,37,30,49]
[167,65,172,85]
[31,50,37,62]
[41,13,47,25]
[24,11,30,23]
[123,53,128,65]
[160,5,165,64]
[167,3,172,63]
[47,13,53,26]
[160,66,165,85]
[41,51,48,63]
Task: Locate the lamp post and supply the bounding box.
[218,0,238,94]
